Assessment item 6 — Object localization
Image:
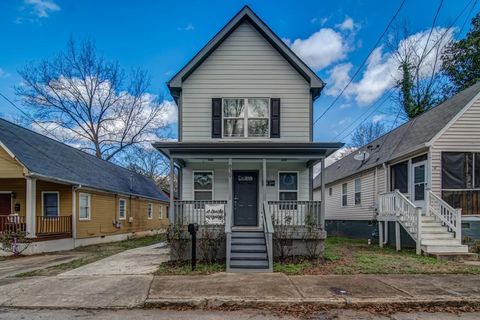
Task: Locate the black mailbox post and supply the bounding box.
[188,223,199,271]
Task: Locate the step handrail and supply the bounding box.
[427,190,462,240]
[262,201,274,272]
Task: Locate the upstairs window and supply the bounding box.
[223,98,269,138]
[119,199,126,220]
[147,203,153,219]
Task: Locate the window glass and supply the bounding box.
[248,119,269,137]
[119,199,126,219]
[43,193,58,217]
[223,99,245,117]
[224,119,244,137]
[247,99,269,117]
[223,98,269,138]
[194,172,213,201]
[79,193,90,220]
[279,172,298,201]
[475,153,480,189]
[342,183,348,206]
[391,161,408,193]
[147,203,152,219]
[354,178,361,205]
[442,152,466,189]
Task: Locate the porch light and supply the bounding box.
[11,192,16,199]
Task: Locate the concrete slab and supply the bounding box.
[0,253,86,279]
[290,275,409,299]
[377,275,480,298]
[61,242,169,276]
[150,273,301,301]
[0,275,153,308]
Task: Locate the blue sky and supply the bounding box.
[0,0,478,144]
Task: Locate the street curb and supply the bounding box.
[144,297,480,310]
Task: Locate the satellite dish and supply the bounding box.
[354,151,370,162]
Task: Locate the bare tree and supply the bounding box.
[350,121,385,148]
[16,38,171,161]
[387,22,452,119]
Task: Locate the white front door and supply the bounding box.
[411,160,427,208]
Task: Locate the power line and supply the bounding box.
[458,0,478,35]
[313,0,407,126]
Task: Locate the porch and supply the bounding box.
[154,141,342,272]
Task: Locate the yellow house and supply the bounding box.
[0,118,169,254]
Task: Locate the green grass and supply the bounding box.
[156,261,225,275]
[272,236,480,275]
[15,234,166,277]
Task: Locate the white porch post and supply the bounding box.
[262,159,267,204]
[72,187,77,242]
[395,221,401,251]
[320,157,326,229]
[169,157,175,225]
[25,177,36,238]
[228,158,233,226]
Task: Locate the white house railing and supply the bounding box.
[173,200,228,226]
[427,190,462,240]
[267,201,322,227]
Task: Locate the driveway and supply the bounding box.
[0,253,86,280]
[61,242,169,276]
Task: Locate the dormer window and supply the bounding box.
[223,98,269,138]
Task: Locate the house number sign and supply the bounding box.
[238,175,253,182]
[205,204,225,225]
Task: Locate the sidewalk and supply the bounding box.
[0,272,479,309]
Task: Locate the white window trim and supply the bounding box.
[118,198,127,220]
[41,191,60,217]
[341,183,348,207]
[221,98,270,139]
[354,178,361,206]
[79,192,91,221]
[278,171,299,201]
[147,203,153,219]
[193,170,214,200]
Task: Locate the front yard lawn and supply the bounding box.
[273,236,480,275]
[156,260,225,275]
[15,234,166,277]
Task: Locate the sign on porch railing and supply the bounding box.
[205,203,225,225]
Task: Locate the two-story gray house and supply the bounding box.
[154,6,342,272]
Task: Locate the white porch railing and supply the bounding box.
[262,201,274,272]
[378,190,422,254]
[427,190,462,240]
[173,200,227,226]
[267,201,322,227]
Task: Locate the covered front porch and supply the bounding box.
[0,178,73,241]
[154,142,342,271]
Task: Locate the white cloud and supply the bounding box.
[178,23,194,31]
[0,68,9,78]
[25,0,60,18]
[336,16,355,31]
[311,17,328,25]
[372,114,386,123]
[326,27,454,105]
[287,28,348,70]
[313,147,356,177]
[339,103,352,109]
[324,63,353,96]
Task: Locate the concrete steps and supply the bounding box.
[229,230,270,272]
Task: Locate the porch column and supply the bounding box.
[169,157,175,225]
[25,177,36,238]
[320,157,326,229]
[227,158,233,226]
[262,159,267,204]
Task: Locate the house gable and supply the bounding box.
[0,144,25,178]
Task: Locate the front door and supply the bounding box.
[412,161,427,208]
[0,194,11,216]
[233,171,258,226]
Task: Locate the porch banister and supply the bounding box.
[416,207,422,255]
[320,157,325,229]
[456,208,462,241]
[25,177,36,238]
[169,157,175,225]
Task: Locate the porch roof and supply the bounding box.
[152,141,343,166]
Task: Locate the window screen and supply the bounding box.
[390,161,408,193]
[442,152,466,189]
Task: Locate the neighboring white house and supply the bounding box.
[154,6,342,272]
[314,82,480,254]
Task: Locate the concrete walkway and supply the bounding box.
[61,242,169,276]
[0,272,479,310]
[0,253,86,279]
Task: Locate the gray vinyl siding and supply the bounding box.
[430,98,480,196]
[182,161,310,202]
[181,20,311,142]
[324,168,380,221]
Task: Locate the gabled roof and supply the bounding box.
[314,82,480,188]
[167,5,325,99]
[0,118,169,202]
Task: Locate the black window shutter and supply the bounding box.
[212,98,222,138]
[270,98,280,138]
